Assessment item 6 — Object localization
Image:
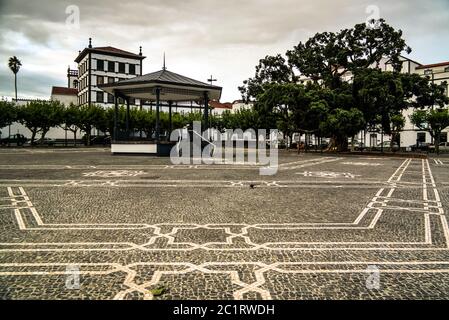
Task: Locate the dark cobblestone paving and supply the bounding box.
[0,149,448,299]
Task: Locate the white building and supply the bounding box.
[50,87,77,106]
[74,38,145,107]
[231,100,254,113]
[407,61,449,146]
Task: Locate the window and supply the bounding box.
[119,62,125,73]
[108,61,115,72]
[424,69,433,75]
[445,66,449,72]
[130,98,136,105]
[73,80,78,89]
[440,132,448,144]
[129,64,136,75]
[107,93,114,104]
[108,77,115,84]
[97,59,104,71]
[417,132,426,143]
[97,76,104,85]
[96,91,104,103]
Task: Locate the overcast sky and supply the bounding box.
[1,0,448,102]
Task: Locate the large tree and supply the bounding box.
[16,101,64,145]
[77,104,105,146]
[238,54,294,102]
[320,108,366,151]
[63,103,82,146]
[257,83,307,148]
[0,100,17,137]
[8,56,22,100]
[239,19,413,152]
[286,19,411,89]
[353,70,412,135]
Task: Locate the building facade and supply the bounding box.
[74,38,145,107]
[50,87,78,106]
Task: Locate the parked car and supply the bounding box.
[0,134,28,146]
[353,141,366,151]
[374,141,399,151]
[409,142,432,152]
[38,137,56,146]
[430,142,449,153]
[24,137,57,146]
[83,135,111,146]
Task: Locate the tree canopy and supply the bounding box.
[239,19,448,151]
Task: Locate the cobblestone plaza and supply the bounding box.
[0,149,449,299]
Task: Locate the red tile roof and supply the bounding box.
[209,100,232,109]
[416,61,449,70]
[51,86,78,96]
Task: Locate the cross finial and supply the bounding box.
[139,46,142,56]
[207,75,217,85]
[163,52,167,70]
[88,37,92,48]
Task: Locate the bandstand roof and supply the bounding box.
[98,69,222,102]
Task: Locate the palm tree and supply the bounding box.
[8,56,22,100]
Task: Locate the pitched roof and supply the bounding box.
[51,86,78,96]
[209,100,232,109]
[75,46,145,63]
[416,61,449,70]
[92,46,141,57]
[116,69,222,89]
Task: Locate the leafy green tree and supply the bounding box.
[0,100,17,137]
[63,103,82,146]
[257,83,308,148]
[77,104,105,146]
[320,108,366,151]
[8,56,22,100]
[133,108,155,139]
[286,19,410,89]
[353,69,412,136]
[390,114,405,149]
[411,79,449,110]
[410,109,449,154]
[239,19,411,151]
[238,54,294,102]
[17,101,64,145]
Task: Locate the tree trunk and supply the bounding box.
[30,130,37,146]
[41,129,49,143]
[328,135,348,152]
[435,131,441,155]
[14,73,17,100]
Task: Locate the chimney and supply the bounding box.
[139,46,142,56]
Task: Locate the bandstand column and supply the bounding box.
[155,87,161,142]
[113,91,118,141]
[168,100,173,135]
[203,91,209,130]
[126,97,130,139]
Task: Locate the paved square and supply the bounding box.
[0,149,449,299]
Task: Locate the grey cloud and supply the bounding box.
[0,0,448,101]
[0,66,63,98]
